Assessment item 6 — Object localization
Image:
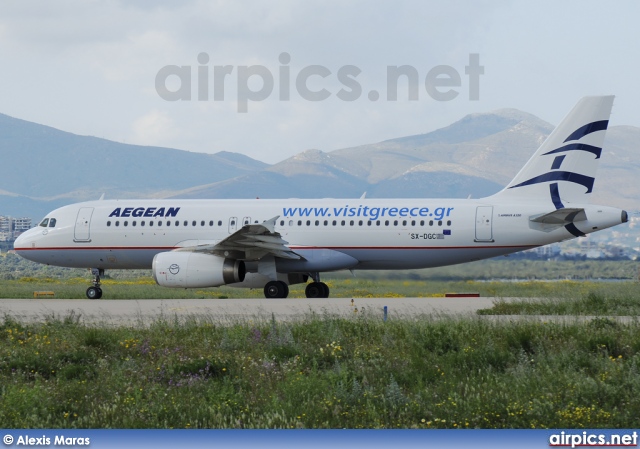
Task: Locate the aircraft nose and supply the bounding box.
[13,227,39,251]
[13,231,28,249]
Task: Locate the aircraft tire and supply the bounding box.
[86,287,101,300]
[305,282,329,298]
[264,280,289,299]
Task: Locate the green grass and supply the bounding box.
[478,288,640,316]
[1,313,640,428]
[1,276,639,300]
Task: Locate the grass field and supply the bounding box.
[1,312,640,428]
[2,257,640,429]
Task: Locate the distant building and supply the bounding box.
[0,215,32,242]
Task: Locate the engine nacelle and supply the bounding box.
[152,252,246,288]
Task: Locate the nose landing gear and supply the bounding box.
[86,268,104,299]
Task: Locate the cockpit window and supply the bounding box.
[49,218,57,227]
[39,218,49,227]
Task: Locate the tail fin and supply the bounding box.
[490,95,615,205]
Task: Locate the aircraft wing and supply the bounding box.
[175,216,302,260]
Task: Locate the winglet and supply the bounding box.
[261,216,279,233]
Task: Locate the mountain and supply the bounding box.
[1,108,639,220]
[0,113,268,217]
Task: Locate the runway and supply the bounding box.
[1,297,637,326]
[0,296,496,325]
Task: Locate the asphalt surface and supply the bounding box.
[0,297,495,325]
[1,297,637,326]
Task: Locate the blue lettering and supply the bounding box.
[279,204,454,220]
[132,207,145,217]
[153,207,166,217]
[143,208,156,217]
[121,207,133,217]
[108,208,122,217]
[166,207,180,217]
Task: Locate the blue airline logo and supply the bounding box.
[508,120,609,238]
[108,207,180,218]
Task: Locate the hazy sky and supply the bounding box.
[1,1,638,163]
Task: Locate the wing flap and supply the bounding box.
[175,216,302,261]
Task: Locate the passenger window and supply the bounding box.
[411,220,416,226]
[192,220,196,226]
[132,221,137,227]
[49,218,57,227]
[166,221,170,227]
[184,221,188,226]
[306,220,311,226]
[332,220,337,226]
[289,220,293,226]
[175,221,179,226]
[429,220,433,226]
[376,221,381,226]
[201,221,205,226]
[359,220,363,226]
[280,220,284,226]
[141,221,145,227]
[210,220,214,226]
[39,218,49,227]
[324,220,328,226]
[107,221,111,227]
[149,221,154,227]
[447,220,451,226]
[367,221,372,226]
[158,221,162,226]
[393,220,398,226]
[438,220,442,226]
[115,221,120,227]
[420,220,424,226]
[341,220,345,226]
[218,220,222,226]
[350,220,354,226]
[124,221,128,226]
[315,220,319,226]
[385,220,389,226]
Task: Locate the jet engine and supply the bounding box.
[152,252,245,288]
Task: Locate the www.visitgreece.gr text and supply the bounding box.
[282,205,454,221]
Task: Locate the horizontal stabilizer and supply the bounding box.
[529,208,586,233]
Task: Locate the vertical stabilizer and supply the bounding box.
[490,96,614,205]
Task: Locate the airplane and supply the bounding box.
[14,96,627,299]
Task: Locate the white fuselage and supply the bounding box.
[13,197,626,273]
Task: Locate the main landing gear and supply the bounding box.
[264,280,289,299]
[305,272,330,298]
[262,273,330,299]
[86,268,104,300]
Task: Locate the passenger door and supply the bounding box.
[74,207,94,242]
